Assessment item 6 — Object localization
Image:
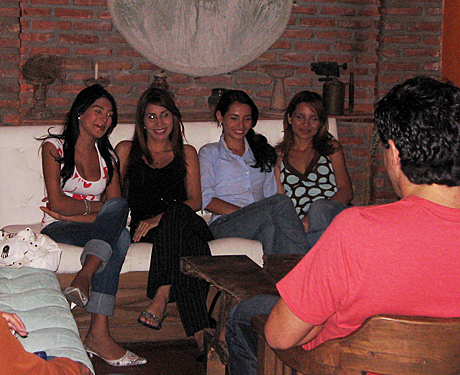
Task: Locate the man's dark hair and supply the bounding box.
[375,76,460,186]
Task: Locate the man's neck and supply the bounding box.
[402,183,460,209]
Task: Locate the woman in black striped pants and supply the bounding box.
[116,87,213,354]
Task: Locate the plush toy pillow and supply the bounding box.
[0,228,61,271]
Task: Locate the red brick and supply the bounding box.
[407,22,441,32]
[60,34,99,44]
[0,8,20,16]
[404,48,439,57]
[382,35,421,44]
[18,7,47,17]
[21,32,54,42]
[235,76,272,85]
[321,6,356,16]
[336,42,370,52]
[424,36,441,45]
[98,11,111,19]
[280,53,314,63]
[29,47,70,55]
[55,9,93,18]
[175,87,210,96]
[74,21,112,31]
[292,5,318,14]
[0,100,20,109]
[300,19,336,28]
[5,115,20,125]
[32,20,72,30]
[31,0,69,5]
[168,75,193,84]
[117,49,142,58]
[194,75,232,86]
[103,35,127,44]
[337,20,374,29]
[282,29,314,39]
[270,40,291,49]
[75,47,112,55]
[74,0,107,6]
[113,73,149,83]
[295,42,331,51]
[0,38,19,47]
[384,22,404,31]
[316,31,352,39]
[358,8,380,17]
[384,7,422,16]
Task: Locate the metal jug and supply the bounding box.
[311,62,354,116]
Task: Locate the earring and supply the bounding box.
[78,116,81,120]
[219,122,223,127]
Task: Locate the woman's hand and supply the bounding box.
[2,312,27,337]
[133,214,164,242]
[301,215,309,232]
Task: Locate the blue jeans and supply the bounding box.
[41,197,130,316]
[226,295,279,375]
[305,199,348,251]
[209,194,309,255]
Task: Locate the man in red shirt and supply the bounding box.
[226,76,460,374]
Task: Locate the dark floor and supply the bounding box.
[90,341,205,375]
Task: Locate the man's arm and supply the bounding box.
[264,298,323,350]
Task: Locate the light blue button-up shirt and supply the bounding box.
[199,134,278,224]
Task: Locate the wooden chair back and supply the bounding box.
[252,314,460,375]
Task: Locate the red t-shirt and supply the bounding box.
[278,196,460,351]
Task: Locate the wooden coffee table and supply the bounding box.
[180,254,303,374]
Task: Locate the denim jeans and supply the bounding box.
[41,197,130,316]
[209,194,309,255]
[226,295,279,375]
[305,199,348,251]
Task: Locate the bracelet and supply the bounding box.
[83,199,91,216]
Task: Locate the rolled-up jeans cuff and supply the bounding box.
[86,292,116,316]
[80,239,112,273]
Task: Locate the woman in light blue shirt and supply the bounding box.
[199,90,309,255]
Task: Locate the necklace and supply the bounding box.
[150,150,172,168]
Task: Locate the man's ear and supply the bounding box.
[387,140,401,168]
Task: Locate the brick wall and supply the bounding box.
[0,0,445,205]
[0,0,21,125]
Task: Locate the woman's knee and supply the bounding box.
[112,229,131,260]
[103,196,129,215]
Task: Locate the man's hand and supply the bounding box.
[1,312,27,337]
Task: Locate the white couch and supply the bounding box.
[0,120,292,271]
[0,118,339,343]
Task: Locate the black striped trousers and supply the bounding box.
[142,202,214,336]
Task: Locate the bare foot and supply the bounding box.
[69,269,92,300]
[138,298,168,328]
[84,331,127,361]
[194,329,205,352]
[138,285,170,328]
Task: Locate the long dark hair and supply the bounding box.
[215,90,276,172]
[122,88,186,192]
[277,91,335,157]
[40,84,119,186]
